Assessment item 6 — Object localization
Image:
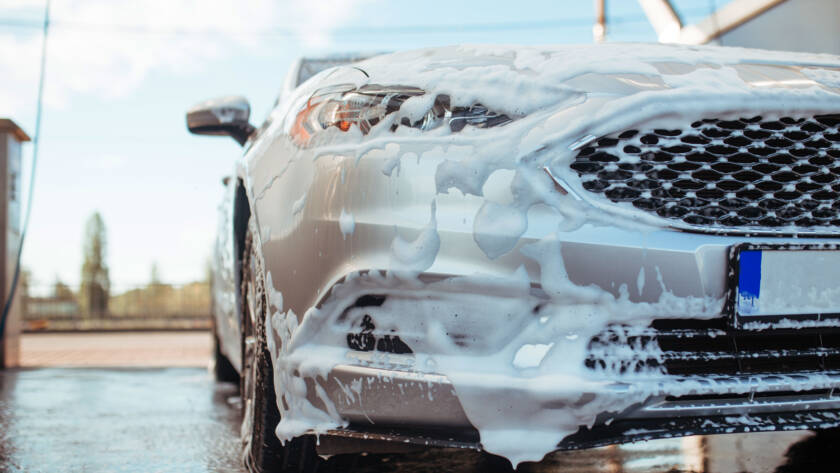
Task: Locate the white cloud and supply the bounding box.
[1,0,45,9]
[291,0,376,48]
[0,0,374,116]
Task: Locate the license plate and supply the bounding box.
[734,246,840,325]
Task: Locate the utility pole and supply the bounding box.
[593,0,607,43]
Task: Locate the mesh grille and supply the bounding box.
[585,319,840,376]
[571,115,840,229]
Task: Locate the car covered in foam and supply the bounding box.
[188,44,840,471]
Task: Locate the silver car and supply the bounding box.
[188,45,840,472]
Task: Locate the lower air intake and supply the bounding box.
[585,319,840,376]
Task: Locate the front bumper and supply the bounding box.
[314,362,840,453]
[287,224,840,454]
[255,115,840,457]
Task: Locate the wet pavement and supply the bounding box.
[0,367,838,473]
[0,368,243,472]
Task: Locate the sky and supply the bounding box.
[0,0,723,290]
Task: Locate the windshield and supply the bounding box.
[296,56,373,86]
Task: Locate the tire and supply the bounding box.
[212,323,240,384]
[240,225,321,473]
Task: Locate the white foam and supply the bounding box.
[389,200,440,273]
[339,209,355,239]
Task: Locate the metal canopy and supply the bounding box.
[637,0,789,44]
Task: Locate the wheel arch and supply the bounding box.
[233,179,253,340]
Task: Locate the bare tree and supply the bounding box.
[149,261,161,287]
[79,212,110,318]
[19,268,31,317]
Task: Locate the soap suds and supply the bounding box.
[390,201,440,273]
[292,192,308,215]
[339,209,355,239]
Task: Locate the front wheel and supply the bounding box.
[240,226,321,473]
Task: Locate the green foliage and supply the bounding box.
[79,211,110,318]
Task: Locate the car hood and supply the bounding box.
[304,43,840,119]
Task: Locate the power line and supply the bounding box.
[0,19,596,36]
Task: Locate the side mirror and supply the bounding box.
[186,96,256,146]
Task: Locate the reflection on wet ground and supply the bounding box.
[0,367,836,472]
[0,368,244,472]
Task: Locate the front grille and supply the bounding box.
[585,318,840,376]
[571,114,840,230]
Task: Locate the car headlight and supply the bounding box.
[290,84,514,146]
[408,94,513,132]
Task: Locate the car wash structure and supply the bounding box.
[635,0,839,54]
[0,119,28,368]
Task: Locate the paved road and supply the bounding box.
[20,331,211,367]
[0,368,243,472]
[1,367,837,473]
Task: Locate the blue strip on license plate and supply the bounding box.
[737,250,762,316]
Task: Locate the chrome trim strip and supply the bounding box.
[543,166,583,201]
[568,134,597,151]
[636,391,840,418]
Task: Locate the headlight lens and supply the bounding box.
[290,84,514,146]
[410,94,513,132]
[321,84,425,134]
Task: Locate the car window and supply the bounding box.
[296,56,370,86]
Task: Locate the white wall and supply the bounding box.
[717,0,840,54]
